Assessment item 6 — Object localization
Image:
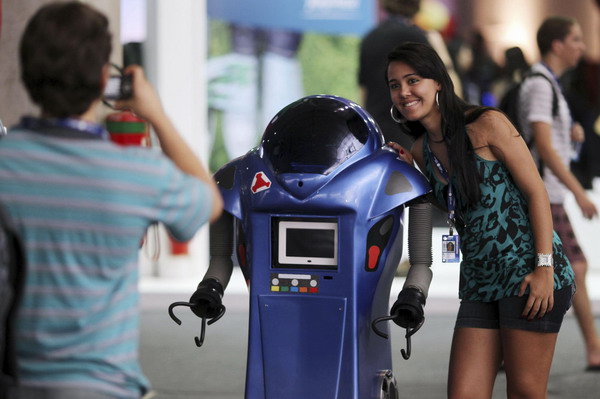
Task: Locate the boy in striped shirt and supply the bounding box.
[0,2,222,398]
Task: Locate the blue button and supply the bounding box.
[291,287,299,292]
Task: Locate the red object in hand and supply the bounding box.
[105,111,149,147]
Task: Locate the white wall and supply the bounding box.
[140,0,210,285]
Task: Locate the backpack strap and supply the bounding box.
[523,71,559,117]
[520,71,562,178]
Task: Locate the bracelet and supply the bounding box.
[536,253,554,268]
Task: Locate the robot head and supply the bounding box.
[260,95,384,176]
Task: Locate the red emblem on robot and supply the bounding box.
[251,172,271,194]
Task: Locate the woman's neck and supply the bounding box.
[428,132,445,143]
[421,112,444,142]
[425,126,445,143]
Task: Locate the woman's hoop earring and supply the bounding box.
[435,91,440,107]
[390,105,406,124]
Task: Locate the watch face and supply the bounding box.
[537,253,553,266]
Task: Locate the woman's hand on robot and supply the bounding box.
[388,141,413,164]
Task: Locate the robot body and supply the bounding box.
[213,96,431,398]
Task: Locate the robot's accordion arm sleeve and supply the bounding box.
[384,198,433,331]
[203,211,234,290]
[167,212,233,345]
[404,199,433,298]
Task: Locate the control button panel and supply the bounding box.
[270,273,319,294]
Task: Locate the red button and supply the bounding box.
[368,245,381,270]
[309,287,318,293]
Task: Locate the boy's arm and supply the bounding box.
[114,65,223,222]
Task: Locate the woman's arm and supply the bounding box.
[475,111,555,318]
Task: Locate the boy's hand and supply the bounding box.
[113,65,165,124]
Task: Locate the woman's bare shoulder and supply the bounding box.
[467,109,517,142]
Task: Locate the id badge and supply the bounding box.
[442,234,460,263]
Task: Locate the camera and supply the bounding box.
[103,74,133,101]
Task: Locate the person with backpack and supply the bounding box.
[517,16,600,371]
[0,2,223,398]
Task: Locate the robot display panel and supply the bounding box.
[273,218,338,270]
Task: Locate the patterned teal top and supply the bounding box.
[423,134,575,302]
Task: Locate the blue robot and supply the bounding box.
[169,95,434,399]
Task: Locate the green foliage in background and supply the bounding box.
[207,21,232,173]
[207,20,361,172]
[298,33,360,103]
[208,20,232,57]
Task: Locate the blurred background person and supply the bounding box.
[208,24,304,161]
[464,30,501,106]
[517,16,600,371]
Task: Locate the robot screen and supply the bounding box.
[273,218,338,269]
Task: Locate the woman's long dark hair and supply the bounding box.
[387,42,483,207]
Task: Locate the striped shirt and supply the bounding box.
[517,62,574,204]
[0,122,212,398]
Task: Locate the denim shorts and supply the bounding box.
[455,285,575,333]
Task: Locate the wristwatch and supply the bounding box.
[536,253,554,268]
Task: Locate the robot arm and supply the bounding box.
[167,211,234,346]
[188,211,234,319]
[371,199,433,359]
[390,200,433,329]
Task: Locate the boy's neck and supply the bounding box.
[42,99,100,123]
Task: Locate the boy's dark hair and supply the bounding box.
[19,1,112,117]
[536,16,576,56]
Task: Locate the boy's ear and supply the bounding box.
[551,38,564,55]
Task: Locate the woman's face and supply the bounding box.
[387,61,441,124]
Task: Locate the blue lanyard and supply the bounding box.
[427,141,456,234]
[19,116,109,140]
